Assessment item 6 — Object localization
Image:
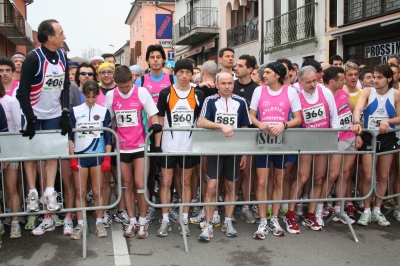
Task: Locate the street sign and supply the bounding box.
[168,51,174,61]
[165,61,175,68]
[159,41,172,48]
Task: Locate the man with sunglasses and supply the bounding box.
[16,19,71,235]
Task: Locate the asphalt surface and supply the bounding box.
[1,207,400,266]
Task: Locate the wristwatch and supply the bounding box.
[283,122,288,130]
[353,121,361,125]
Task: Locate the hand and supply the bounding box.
[20,117,37,140]
[101,156,111,172]
[350,124,362,134]
[69,158,79,171]
[59,110,72,136]
[152,146,162,153]
[258,122,270,132]
[269,123,285,136]
[355,135,363,149]
[239,155,247,170]
[149,123,162,134]
[220,124,234,137]
[379,120,390,134]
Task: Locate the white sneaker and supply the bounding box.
[198,225,213,242]
[253,221,268,240]
[40,192,61,211]
[332,213,355,225]
[199,213,221,229]
[63,218,74,236]
[26,193,39,212]
[31,219,55,236]
[315,211,325,227]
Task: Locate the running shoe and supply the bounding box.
[253,221,268,240]
[31,219,55,236]
[325,199,334,212]
[146,207,155,223]
[221,220,237,237]
[191,206,201,217]
[346,204,356,219]
[240,208,255,224]
[315,211,325,227]
[371,212,390,226]
[168,208,179,223]
[252,205,260,219]
[63,218,74,236]
[268,218,285,236]
[283,215,300,234]
[52,214,63,227]
[25,215,38,230]
[383,199,396,210]
[40,192,61,211]
[10,223,21,239]
[156,220,171,237]
[102,211,113,227]
[357,205,365,215]
[321,208,331,217]
[178,219,191,236]
[136,222,148,239]
[198,225,213,242]
[95,223,107,238]
[123,222,137,238]
[332,213,355,225]
[234,205,243,214]
[114,210,129,225]
[393,209,400,222]
[302,215,322,231]
[279,207,288,218]
[26,193,40,212]
[357,212,371,226]
[18,216,27,224]
[267,208,272,220]
[0,221,4,235]
[2,217,11,226]
[295,203,304,217]
[199,214,221,229]
[189,208,205,224]
[71,224,83,240]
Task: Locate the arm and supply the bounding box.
[324,90,340,129]
[249,109,269,132]
[379,89,400,134]
[351,87,371,134]
[103,110,112,145]
[10,98,21,131]
[61,54,71,111]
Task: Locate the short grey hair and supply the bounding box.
[258,63,268,78]
[297,65,316,82]
[202,60,218,77]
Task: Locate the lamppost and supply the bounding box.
[109,44,114,53]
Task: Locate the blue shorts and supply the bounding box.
[77,156,104,168]
[287,155,297,164]
[22,116,61,130]
[255,155,288,169]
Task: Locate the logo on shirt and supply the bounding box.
[262,101,271,107]
[160,84,168,88]
[116,102,122,109]
[93,115,100,121]
[240,89,244,92]
[76,114,87,120]
[279,102,285,107]
[146,83,153,90]
[129,103,139,107]
[52,71,59,74]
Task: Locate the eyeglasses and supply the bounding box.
[99,71,114,75]
[80,72,94,76]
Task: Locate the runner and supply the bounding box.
[75,63,97,104]
[11,52,25,82]
[250,62,301,239]
[69,80,111,240]
[197,72,250,241]
[358,69,374,88]
[156,58,205,237]
[129,65,144,84]
[218,47,236,79]
[101,53,116,64]
[89,56,104,79]
[283,66,339,234]
[329,55,343,67]
[16,19,72,235]
[106,65,161,238]
[0,58,19,97]
[351,64,400,226]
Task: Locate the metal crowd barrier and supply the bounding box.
[142,128,378,252]
[0,128,121,258]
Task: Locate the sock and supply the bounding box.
[213,211,219,216]
[78,220,84,225]
[334,205,341,213]
[29,189,38,196]
[191,199,198,203]
[162,213,169,222]
[364,207,371,214]
[44,214,52,220]
[224,217,231,223]
[267,204,272,210]
[65,214,72,219]
[236,196,239,201]
[139,217,146,223]
[243,205,249,209]
[260,218,268,224]
[286,210,295,217]
[183,213,188,220]
[12,220,19,225]
[44,187,55,196]
[129,217,137,224]
[207,221,213,227]
[302,194,308,200]
[271,216,278,221]
[316,203,324,212]
[359,201,365,208]
[178,199,182,203]
[307,212,314,217]
[281,203,288,211]
[219,196,223,202]
[373,206,380,214]
[96,218,102,225]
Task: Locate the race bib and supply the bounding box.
[339,111,353,129]
[77,122,100,139]
[303,103,326,123]
[115,110,138,127]
[368,115,388,130]
[43,73,64,91]
[215,112,237,128]
[172,109,194,127]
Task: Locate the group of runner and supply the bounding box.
[1,19,400,248]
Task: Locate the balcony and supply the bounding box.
[174,7,219,46]
[0,1,33,46]
[344,0,400,25]
[227,17,258,48]
[264,2,317,54]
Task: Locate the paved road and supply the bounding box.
[1,207,399,266]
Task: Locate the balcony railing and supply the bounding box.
[227,17,258,47]
[344,0,400,25]
[0,1,26,36]
[178,7,218,37]
[264,2,317,54]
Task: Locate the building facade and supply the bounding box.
[114,41,131,66]
[0,0,34,57]
[125,0,175,70]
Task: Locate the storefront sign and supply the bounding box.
[156,14,172,39]
[365,38,400,59]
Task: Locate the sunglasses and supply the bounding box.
[80,72,94,76]
[99,71,114,75]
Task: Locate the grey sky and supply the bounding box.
[27,0,132,58]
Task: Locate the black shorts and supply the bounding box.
[120,151,144,163]
[361,132,397,153]
[158,155,196,169]
[206,155,241,182]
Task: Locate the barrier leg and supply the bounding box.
[179,205,189,252]
[325,200,358,242]
[83,210,87,258]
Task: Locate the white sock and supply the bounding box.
[302,194,308,200]
[213,211,219,217]
[12,220,19,225]
[44,187,55,196]
[359,201,365,208]
[219,196,223,202]
[191,199,198,203]
[364,207,371,214]
[334,205,341,213]
[260,218,268,224]
[183,213,188,220]
[316,203,324,212]
[78,220,84,225]
[267,204,272,209]
[224,217,231,223]
[373,206,380,214]
[162,213,169,222]
[96,218,102,225]
[44,218,52,224]
[139,217,146,223]
[178,199,182,203]
[129,217,137,224]
[236,196,239,201]
[29,189,38,196]
[281,203,288,211]
[243,205,249,209]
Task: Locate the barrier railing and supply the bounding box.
[0,128,121,258]
[142,128,377,252]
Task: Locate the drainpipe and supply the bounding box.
[259,0,264,64]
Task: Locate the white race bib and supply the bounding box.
[172,109,194,127]
[215,112,237,128]
[43,73,64,91]
[77,122,100,139]
[115,110,138,127]
[339,111,353,129]
[303,103,326,124]
[368,115,388,130]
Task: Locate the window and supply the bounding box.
[288,0,297,42]
[136,21,138,31]
[329,39,337,59]
[330,0,337,27]
[140,16,142,26]
[273,0,282,45]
